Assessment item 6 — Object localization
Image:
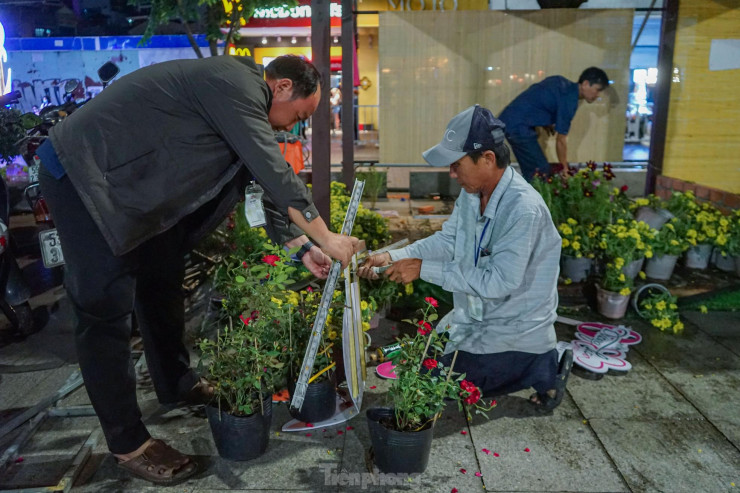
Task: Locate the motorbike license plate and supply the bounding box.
[39,229,65,268]
[28,163,40,184]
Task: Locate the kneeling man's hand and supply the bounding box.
[386,258,421,284]
[357,252,391,280]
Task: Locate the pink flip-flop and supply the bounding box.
[568,340,632,373]
[575,323,642,352]
[375,361,397,379]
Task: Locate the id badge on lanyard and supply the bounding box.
[468,218,490,322]
[244,181,267,228]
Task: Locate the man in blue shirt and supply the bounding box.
[498,67,609,181]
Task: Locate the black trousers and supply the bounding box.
[39,165,199,454]
[439,348,557,398]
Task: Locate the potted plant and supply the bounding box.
[596,261,633,319]
[633,287,684,334]
[198,245,295,461]
[632,194,674,230]
[722,210,740,277]
[644,218,689,280]
[597,219,654,281]
[683,202,721,270]
[286,287,340,424]
[366,298,494,474]
[558,219,600,283]
[532,162,623,227]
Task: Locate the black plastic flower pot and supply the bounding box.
[288,377,337,423]
[366,407,434,474]
[206,395,273,461]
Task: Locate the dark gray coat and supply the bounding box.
[50,55,317,255]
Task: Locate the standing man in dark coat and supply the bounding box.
[36,54,358,484]
[498,67,609,181]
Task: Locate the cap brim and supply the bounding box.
[422,143,467,167]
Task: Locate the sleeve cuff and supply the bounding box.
[298,203,320,223]
[419,260,445,286]
[389,247,411,261]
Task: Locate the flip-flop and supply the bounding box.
[375,361,397,379]
[575,323,642,351]
[531,348,573,412]
[570,340,632,374]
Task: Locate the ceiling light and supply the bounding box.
[333,36,339,43]
[291,36,297,44]
[261,37,267,45]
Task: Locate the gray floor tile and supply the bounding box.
[567,351,701,420]
[589,418,740,493]
[468,416,628,492]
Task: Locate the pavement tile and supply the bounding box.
[468,411,627,492]
[567,350,701,420]
[633,321,740,373]
[589,418,740,493]
[0,365,80,409]
[655,369,740,449]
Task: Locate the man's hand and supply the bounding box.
[302,246,332,279]
[386,258,422,284]
[320,232,360,269]
[357,252,392,280]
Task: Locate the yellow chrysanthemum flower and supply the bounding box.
[639,271,646,279]
[567,218,578,225]
[562,238,571,248]
[619,288,631,296]
[572,241,581,251]
[405,283,414,295]
[699,305,708,314]
[271,296,283,307]
[361,300,369,311]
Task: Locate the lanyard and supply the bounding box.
[474,218,491,268]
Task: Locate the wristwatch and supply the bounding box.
[296,241,315,261]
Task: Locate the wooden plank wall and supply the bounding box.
[664,0,740,194]
[379,10,632,188]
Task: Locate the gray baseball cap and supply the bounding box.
[422,105,506,167]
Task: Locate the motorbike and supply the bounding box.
[21,63,119,270]
[0,172,34,336]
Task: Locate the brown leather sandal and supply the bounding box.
[117,439,198,485]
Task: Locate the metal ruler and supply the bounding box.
[290,179,365,413]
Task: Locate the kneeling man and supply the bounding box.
[360,105,572,410]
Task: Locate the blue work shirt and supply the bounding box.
[498,76,579,139]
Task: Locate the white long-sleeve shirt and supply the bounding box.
[390,167,561,355]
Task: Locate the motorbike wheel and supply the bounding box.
[11,302,35,336]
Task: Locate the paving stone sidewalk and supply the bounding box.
[1,291,739,492]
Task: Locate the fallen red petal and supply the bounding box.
[482,448,491,455]
[305,433,312,437]
[306,423,314,428]
[524,447,530,452]
[460,430,467,435]
[459,468,466,474]
[346,426,354,430]
[451,489,459,493]
[475,471,482,477]
[493,452,500,457]
[337,430,344,435]
[370,385,377,389]
[14,457,23,463]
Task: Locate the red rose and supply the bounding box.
[464,388,481,405]
[460,379,477,393]
[621,185,629,192]
[424,297,439,308]
[251,310,260,319]
[417,320,432,335]
[239,315,251,326]
[262,255,280,266]
[422,358,438,370]
[242,261,248,268]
